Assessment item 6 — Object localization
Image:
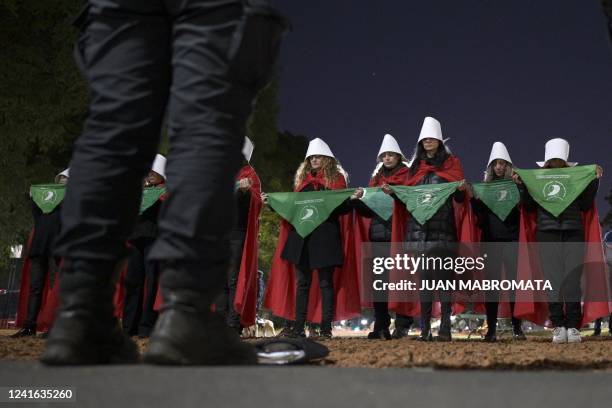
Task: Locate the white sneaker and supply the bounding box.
[552,327,567,343]
[567,328,582,343]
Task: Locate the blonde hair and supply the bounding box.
[294,156,348,189]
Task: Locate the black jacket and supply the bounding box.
[471,197,519,242]
[232,188,252,241]
[130,201,161,241]
[522,179,598,232]
[403,172,463,243]
[280,184,352,270]
[353,199,392,242]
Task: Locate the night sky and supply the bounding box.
[273,1,612,218]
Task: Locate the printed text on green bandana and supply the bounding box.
[267,189,353,237]
[471,180,520,221]
[391,182,460,225]
[515,165,596,217]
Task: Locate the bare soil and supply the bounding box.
[2,330,611,370]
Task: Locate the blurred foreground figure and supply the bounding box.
[41,0,287,365]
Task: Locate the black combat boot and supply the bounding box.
[143,262,256,365]
[40,260,139,365]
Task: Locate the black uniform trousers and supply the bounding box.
[536,230,584,329]
[54,0,283,300]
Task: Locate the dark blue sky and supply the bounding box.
[274,1,612,218]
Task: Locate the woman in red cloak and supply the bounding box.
[263,138,361,339]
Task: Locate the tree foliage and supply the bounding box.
[0,0,87,267]
[247,77,308,272]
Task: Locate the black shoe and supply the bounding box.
[144,309,257,365]
[512,326,527,341]
[317,330,333,340]
[367,329,391,340]
[11,328,36,338]
[435,332,452,342]
[41,313,139,365]
[416,331,433,341]
[483,332,497,342]
[390,327,409,339]
[278,326,306,339]
[592,328,601,337]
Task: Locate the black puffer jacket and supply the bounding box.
[471,198,519,242]
[522,179,598,232]
[404,172,463,243]
[353,199,392,242]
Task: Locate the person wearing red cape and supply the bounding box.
[513,138,607,344]
[121,154,166,338]
[14,169,69,337]
[215,136,262,332]
[353,134,415,340]
[469,142,525,342]
[263,138,361,339]
[386,117,471,342]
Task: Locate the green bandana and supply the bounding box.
[360,187,394,221]
[267,189,354,238]
[140,186,166,214]
[30,184,66,214]
[391,182,461,225]
[515,165,597,217]
[471,179,520,221]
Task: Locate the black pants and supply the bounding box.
[24,256,56,330]
[412,243,456,335]
[122,239,159,336]
[295,266,334,332]
[215,238,245,329]
[482,241,522,332]
[537,230,584,328]
[54,0,283,298]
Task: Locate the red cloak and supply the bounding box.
[264,172,361,323]
[353,165,421,314]
[233,165,263,327]
[15,230,56,332]
[514,204,611,326]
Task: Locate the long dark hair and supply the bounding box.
[409,141,450,175]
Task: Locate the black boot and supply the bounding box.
[40,260,139,365]
[512,318,527,341]
[483,330,497,343]
[143,263,256,365]
[318,321,333,340]
[367,329,391,340]
[391,314,413,339]
[11,327,37,338]
[484,302,498,342]
[436,306,452,342]
[417,317,432,341]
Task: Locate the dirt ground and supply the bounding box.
[1,329,611,370]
